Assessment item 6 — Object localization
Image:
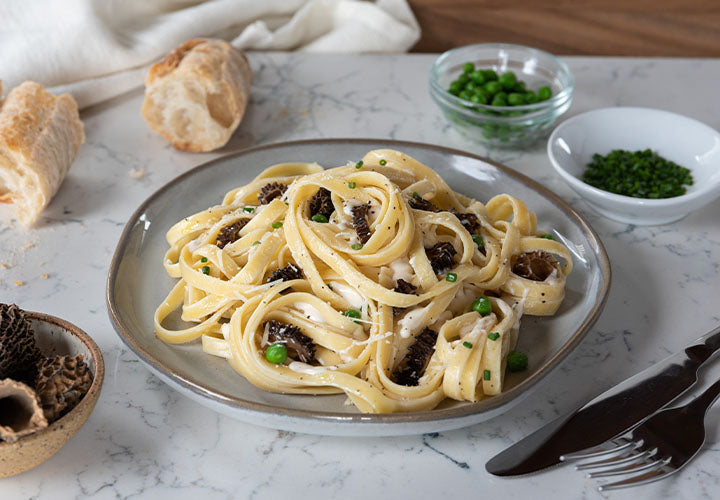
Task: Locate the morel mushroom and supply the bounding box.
[512,250,558,281]
[451,210,481,233]
[309,187,334,219]
[264,320,316,364]
[0,303,43,384]
[258,182,287,204]
[408,192,438,212]
[392,279,418,317]
[0,379,48,443]
[392,327,438,386]
[267,264,303,283]
[425,242,457,274]
[35,354,93,423]
[216,219,249,249]
[351,203,372,244]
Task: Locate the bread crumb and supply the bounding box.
[13,280,24,287]
[23,243,35,250]
[39,262,45,267]
[130,167,146,179]
[0,263,8,270]
[41,273,49,279]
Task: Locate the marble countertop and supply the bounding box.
[2,53,720,499]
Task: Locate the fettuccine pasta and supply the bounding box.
[155,149,572,413]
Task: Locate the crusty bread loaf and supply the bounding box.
[0,81,84,226]
[141,39,252,152]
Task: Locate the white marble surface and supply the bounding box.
[2,53,720,499]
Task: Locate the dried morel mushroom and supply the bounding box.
[264,320,316,364]
[35,354,93,423]
[351,203,372,244]
[0,378,48,443]
[451,210,480,233]
[309,187,334,219]
[216,219,249,249]
[512,250,558,281]
[425,242,457,274]
[393,279,418,317]
[408,192,438,212]
[0,303,43,383]
[268,264,303,283]
[258,182,287,204]
[394,279,417,295]
[392,327,438,386]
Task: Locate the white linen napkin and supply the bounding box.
[0,0,420,108]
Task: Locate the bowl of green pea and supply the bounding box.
[430,43,574,148]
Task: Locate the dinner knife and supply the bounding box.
[485,324,720,476]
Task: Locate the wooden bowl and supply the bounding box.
[0,312,104,478]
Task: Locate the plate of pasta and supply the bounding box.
[107,139,610,436]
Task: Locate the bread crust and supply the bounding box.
[141,39,252,152]
[0,82,84,226]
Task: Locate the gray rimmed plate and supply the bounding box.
[106,139,611,436]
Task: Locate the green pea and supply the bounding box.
[484,80,502,95]
[344,309,362,324]
[465,81,476,92]
[459,90,471,101]
[499,71,517,89]
[482,69,498,81]
[513,81,527,92]
[524,91,539,104]
[311,214,328,223]
[470,70,485,84]
[473,88,489,104]
[462,62,475,74]
[491,92,508,106]
[472,296,492,316]
[457,73,470,85]
[537,86,552,101]
[469,94,483,104]
[265,342,288,364]
[507,350,528,372]
[507,93,526,106]
[448,81,463,95]
[201,265,210,275]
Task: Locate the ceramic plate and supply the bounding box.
[107,139,611,436]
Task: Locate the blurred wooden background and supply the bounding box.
[409,0,720,56]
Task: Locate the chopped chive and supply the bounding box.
[472,234,485,250]
[272,221,283,228]
[379,159,387,166]
[200,257,208,263]
[252,241,261,245]
[446,272,458,282]
[243,207,254,213]
[351,243,363,250]
[355,160,363,169]
[348,181,357,189]
[311,214,329,223]
[483,369,491,380]
[201,265,210,275]
[488,332,500,341]
[463,341,473,349]
[540,234,554,240]
[412,191,420,199]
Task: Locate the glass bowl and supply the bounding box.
[430,43,574,148]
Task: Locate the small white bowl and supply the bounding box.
[547,107,720,224]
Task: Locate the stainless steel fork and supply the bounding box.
[560,377,720,491]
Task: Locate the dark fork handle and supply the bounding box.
[686,378,720,415]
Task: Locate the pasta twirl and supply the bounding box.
[154,150,572,413]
